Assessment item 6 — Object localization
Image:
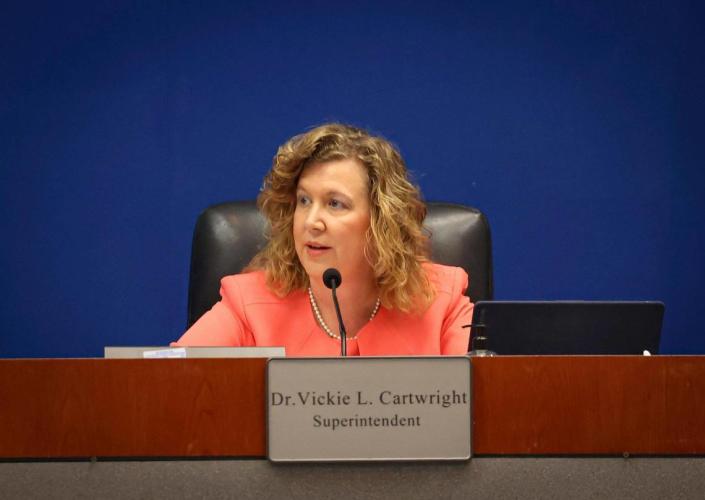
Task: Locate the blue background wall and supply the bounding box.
[2,1,704,356]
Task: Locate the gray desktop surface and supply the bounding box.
[104,346,285,358]
[2,458,704,499]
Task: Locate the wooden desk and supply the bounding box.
[1,356,704,458]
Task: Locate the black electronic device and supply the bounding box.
[470,301,664,355]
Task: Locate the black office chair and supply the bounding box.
[187,201,493,327]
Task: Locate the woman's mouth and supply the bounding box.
[305,243,331,256]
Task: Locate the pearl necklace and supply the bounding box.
[308,287,381,340]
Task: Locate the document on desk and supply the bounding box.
[267,356,472,462]
[143,348,186,358]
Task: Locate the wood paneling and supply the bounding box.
[0,358,267,458]
[1,356,704,458]
[472,356,705,454]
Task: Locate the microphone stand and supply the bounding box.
[330,280,347,356]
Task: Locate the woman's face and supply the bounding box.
[293,158,374,287]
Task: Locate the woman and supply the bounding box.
[173,123,473,355]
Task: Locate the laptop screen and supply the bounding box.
[470,301,664,355]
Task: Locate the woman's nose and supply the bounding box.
[304,205,325,232]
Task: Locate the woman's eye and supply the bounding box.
[329,199,346,210]
[298,195,310,206]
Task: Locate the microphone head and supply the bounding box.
[322,268,342,289]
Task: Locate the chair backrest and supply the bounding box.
[187,201,493,327]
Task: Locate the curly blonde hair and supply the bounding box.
[247,123,434,312]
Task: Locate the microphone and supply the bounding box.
[323,268,347,356]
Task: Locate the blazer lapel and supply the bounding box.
[357,307,416,355]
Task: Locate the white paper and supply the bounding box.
[143,347,187,358]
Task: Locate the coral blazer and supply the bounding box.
[172,263,473,356]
